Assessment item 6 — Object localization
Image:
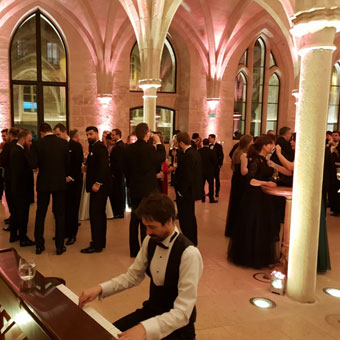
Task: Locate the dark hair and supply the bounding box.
[174,129,181,135]
[54,123,67,133]
[192,133,199,139]
[266,133,276,142]
[247,136,273,158]
[112,128,122,138]
[105,133,112,140]
[86,126,98,133]
[135,123,149,140]
[332,131,340,135]
[9,127,20,137]
[176,132,191,145]
[279,127,291,136]
[136,193,176,225]
[326,131,333,136]
[202,138,209,146]
[17,129,30,140]
[1,129,8,134]
[70,129,78,139]
[209,134,216,139]
[39,123,52,133]
[291,132,296,142]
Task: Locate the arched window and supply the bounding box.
[233,37,281,138]
[130,39,176,93]
[10,10,67,139]
[251,38,266,137]
[267,73,280,132]
[328,62,340,131]
[233,72,247,139]
[129,107,175,143]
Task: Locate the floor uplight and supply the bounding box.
[249,297,276,309]
[323,288,340,298]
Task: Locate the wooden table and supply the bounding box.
[262,186,292,271]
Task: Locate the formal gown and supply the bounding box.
[228,155,280,269]
[225,162,247,238]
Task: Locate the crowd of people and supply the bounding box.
[0,124,225,258]
[225,127,340,271]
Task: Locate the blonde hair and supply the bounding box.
[231,135,253,170]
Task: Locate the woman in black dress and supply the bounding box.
[228,136,282,269]
[225,135,253,237]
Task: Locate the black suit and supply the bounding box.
[174,146,202,245]
[124,139,165,257]
[109,140,126,216]
[198,146,217,201]
[9,144,34,241]
[65,139,84,239]
[210,142,224,196]
[86,140,111,249]
[33,134,69,250]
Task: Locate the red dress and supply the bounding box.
[161,162,169,195]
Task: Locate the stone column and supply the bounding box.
[287,21,338,302]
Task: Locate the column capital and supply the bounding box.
[291,7,340,37]
[138,78,162,91]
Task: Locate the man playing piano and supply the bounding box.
[79,193,203,340]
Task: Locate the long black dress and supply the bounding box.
[225,162,247,237]
[228,155,280,269]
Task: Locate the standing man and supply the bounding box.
[208,134,224,197]
[124,123,165,257]
[199,138,218,203]
[109,128,126,219]
[81,126,111,254]
[9,129,35,246]
[54,123,84,245]
[33,123,69,255]
[174,132,202,246]
[0,128,9,203]
[79,194,203,340]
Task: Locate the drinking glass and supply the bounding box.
[18,258,36,281]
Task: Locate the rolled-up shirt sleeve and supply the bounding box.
[141,246,203,340]
[99,238,150,299]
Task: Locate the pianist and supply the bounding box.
[79,193,203,340]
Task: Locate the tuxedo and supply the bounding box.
[65,139,84,239]
[209,142,224,196]
[174,146,202,245]
[9,144,34,241]
[124,139,166,257]
[86,140,112,249]
[198,146,217,201]
[109,139,126,217]
[33,134,69,250]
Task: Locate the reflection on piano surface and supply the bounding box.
[0,248,120,340]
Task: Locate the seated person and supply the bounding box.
[79,193,203,340]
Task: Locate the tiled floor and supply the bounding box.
[1,180,340,339]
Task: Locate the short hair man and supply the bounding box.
[79,193,203,340]
[208,134,224,197]
[124,122,166,257]
[54,123,84,245]
[174,132,202,245]
[70,129,80,142]
[81,126,112,253]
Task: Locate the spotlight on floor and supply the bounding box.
[270,271,286,295]
[323,288,340,298]
[249,297,276,309]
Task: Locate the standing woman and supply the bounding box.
[225,135,253,237]
[228,136,290,269]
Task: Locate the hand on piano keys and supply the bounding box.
[117,324,146,340]
[78,285,102,308]
[57,284,121,339]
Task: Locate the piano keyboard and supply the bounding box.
[57,284,121,339]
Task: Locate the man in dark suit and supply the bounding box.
[109,128,126,219]
[191,133,200,150]
[33,123,69,255]
[124,123,165,257]
[81,126,112,254]
[208,134,224,197]
[199,138,218,203]
[174,132,202,246]
[54,123,84,245]
[0,127,20,228]
[9,129,35,246]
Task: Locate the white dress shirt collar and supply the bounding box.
[159,226,179,248]
[183,145,191,153]
[16,142,24,150]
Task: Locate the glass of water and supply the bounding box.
[18,258,36,281]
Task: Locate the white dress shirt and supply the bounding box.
[99,226,203,340]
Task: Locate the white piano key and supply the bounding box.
[57,284,121,338]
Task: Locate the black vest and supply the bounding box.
[144,233,196,339]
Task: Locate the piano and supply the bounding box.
[0,248,120,340]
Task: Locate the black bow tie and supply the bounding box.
[156,232,178,249]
